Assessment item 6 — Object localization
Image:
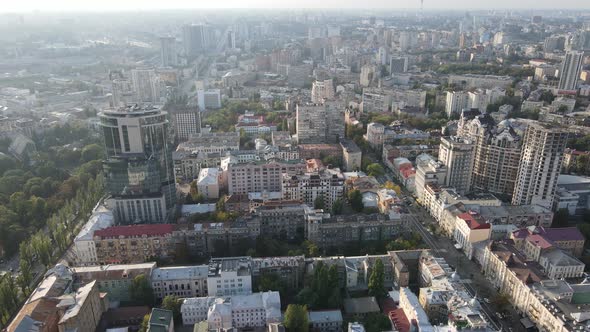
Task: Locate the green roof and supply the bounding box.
[148,308,174,332]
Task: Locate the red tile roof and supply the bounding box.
[526,234,553,249]
[458,212,491,230]
[94,224,174,238]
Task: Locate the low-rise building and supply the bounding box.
[306,213,410,250]
[340,139,362,172]
[147,308,175,332]
[72,262,156,303]
[72,205,114,266]
[308,310,343,332]
[181,291,281,328]
[453,211,492,259]
[57,280,108,332]
[93,224,175,264]
[207,257,253,296]
[151,266,209,301]
[197,168,220,199]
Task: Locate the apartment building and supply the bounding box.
[181,291,281,328]
[282,169,345,209]
[207,257,253,296]
[57,281,107,332]
[93,224,175,264]
[512,123,569,210]
[306,213,410,249]
[438,136,475,194]
[227,160,305,195]
[151,266,209,301]
[72,262,156,302]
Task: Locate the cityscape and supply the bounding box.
[1,2,590,332]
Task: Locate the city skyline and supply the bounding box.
[1,0,589,13]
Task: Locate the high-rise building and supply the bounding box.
[471,121,522,197]
[160,36,178,67]
[311,79,335,104]
[512,123,569,210]
[390,56,409,74]
[296,103,344,144]
[438,136,475,195]
[360,64,377,87]
[445,91,469,118]
[131,69,161,104]
[558,51,584,91]
[111,78,134,107]
[168,106,201,141]
[182,24,212,57]
[99,105,176,224]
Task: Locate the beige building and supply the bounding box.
[72,262,156,303]
[282,169,345,209]
[93,224,175,264]
[340,139,362,172]
[197,167,220,199]
[58,281,108,332]
[227,161,305,195]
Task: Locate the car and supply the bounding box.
[9,268,13,272]
[483,298,490,304]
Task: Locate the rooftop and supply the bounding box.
[208,257,252,277]
[151,266,209,281]
[94,224,174,239]
[343,297,380,315]
[58,281,96,324]
[308,310,343,323]
[148,308,174,332]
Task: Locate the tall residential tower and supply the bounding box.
[100,104,176,224]
[511,123,568,210]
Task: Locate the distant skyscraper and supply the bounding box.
[389,56,409,74]
[99,105,176,224]
[558,51,584,91]
[182,24,212,57]
[311,79,335,104]
[445,91,469,118]
[296,103,344,144]
[169,106,201,141]
[511,123,568,210]
[111,78,133,107]
[130,69,161,104]
[160,37,178,67]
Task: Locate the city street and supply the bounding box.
[378,170,525,331]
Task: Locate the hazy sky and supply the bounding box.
[0,0,588,12]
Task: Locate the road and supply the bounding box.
[376,170,523,331]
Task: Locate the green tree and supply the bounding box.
[368,259,386,299]
[139,314,150,332]
[284,304,309,332]
[80,144,103,162]
[31,231,52,267]
[348,190,364,212]
[314,196,325,210]
[129,274,154,306]
[366,163,385,177]
[161,295,182,323]
[331,199,344,215]
[257,273,286,297]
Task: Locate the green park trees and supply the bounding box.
[130,274,155,307]
[284,304,309,332]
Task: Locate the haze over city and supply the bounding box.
[1,0,589,12]
[1,2,590,332]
